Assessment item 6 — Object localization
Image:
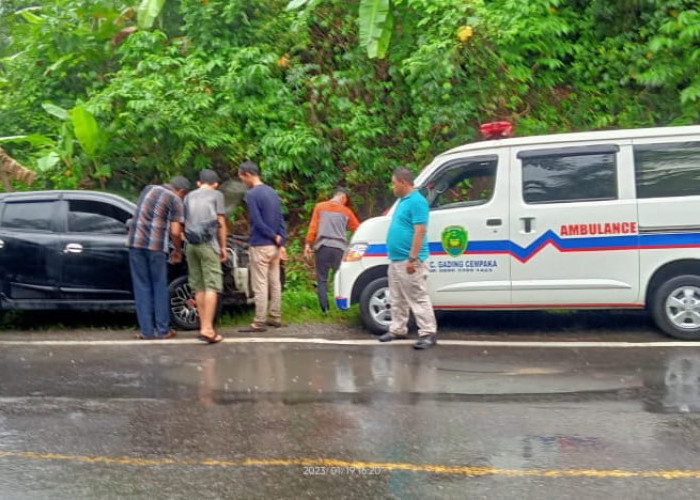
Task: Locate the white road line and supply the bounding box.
[0,338,697,347]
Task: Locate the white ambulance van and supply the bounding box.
[334,125,700,339]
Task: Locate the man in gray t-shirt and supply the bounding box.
[184,169,227,343]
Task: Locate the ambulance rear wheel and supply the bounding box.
[652,275,700,340]
[359,277,392,335]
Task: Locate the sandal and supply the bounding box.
[161,330,177,339]
[199,332,223,344]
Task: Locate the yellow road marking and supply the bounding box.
[0,450,699,479]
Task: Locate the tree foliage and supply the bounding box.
[0,0,698,227]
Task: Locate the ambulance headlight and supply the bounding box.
[344,243,368,262]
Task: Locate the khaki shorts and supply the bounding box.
[186,243,223,292]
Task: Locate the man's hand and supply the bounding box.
[406,259,417,274]
[275,234,283,246]
[304,244,312,259]
[219,249,227,262]
[169,248,183,264]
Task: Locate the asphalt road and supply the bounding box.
[1,311,700,499]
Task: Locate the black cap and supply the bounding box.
[199,169,220,184]
[169,176,190,191]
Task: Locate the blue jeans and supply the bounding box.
[129,248,170,337]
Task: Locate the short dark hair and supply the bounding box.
[392,166,414,185]
[169,176,191,191]
[199,169,220,184]
[335,187,352,207]
[238,160,260,176]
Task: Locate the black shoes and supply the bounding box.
[378,332,408,342]
[379,332,437,348]
[413,335,437,349]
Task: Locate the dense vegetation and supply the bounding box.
[1,0,699,227]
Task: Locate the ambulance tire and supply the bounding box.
[651,274,700,340]
[359,277,392,335]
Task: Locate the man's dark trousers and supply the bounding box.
[315,245,343,312]
[129,248,170,338]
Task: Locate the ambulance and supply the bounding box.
[333,124,700,339]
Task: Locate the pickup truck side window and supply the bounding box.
[421,157,497,210]
[520,149,617,204]
[634,142,700,198]
[67,200,131,234]
[1,201,54,231]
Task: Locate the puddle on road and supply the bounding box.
[161,346,647,407]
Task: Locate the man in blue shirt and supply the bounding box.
[237,160,286,332]
[379,166,437,349]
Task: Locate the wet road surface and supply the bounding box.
[2,313,700,498]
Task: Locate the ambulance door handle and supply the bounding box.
[486,218,502,227]
[521,217,535,233]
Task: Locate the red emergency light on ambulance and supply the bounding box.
[334,124,700,340]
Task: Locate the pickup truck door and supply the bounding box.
[0,199,61,301]
[57,197,134,301]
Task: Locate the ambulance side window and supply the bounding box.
[422,157,497,210]
[634,142,700,198]
[519,145,618,204]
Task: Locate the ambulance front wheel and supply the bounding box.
[652,275,700,340]
[359,277,392,335]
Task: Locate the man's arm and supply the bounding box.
[276,217,287,247]
[249,195,278,242]
[406,223,426,274]
[409,224,426,260]
[169,221,184,263]
[217,214,227,262]
[303,205,321,257]
[305,204,320,245]
[346,207,361,232]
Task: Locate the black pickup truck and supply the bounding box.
[0,190,252,329]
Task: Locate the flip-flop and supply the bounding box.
[197,331,215,341]
[199,332,223,344]
[161,330,177,339]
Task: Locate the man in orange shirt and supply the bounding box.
[304,188,360,312]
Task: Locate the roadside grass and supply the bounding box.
[0,289,362,332]
[219,289,362,327]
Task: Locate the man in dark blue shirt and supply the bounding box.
[237,160,286,332]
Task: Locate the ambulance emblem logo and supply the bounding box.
[441,225,468,257]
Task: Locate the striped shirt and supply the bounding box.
[305,200,360,251]
[127,184,184,253]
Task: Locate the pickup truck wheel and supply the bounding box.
[169,275,200,331]
[359,277,392,335]
[651,275,700,340]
